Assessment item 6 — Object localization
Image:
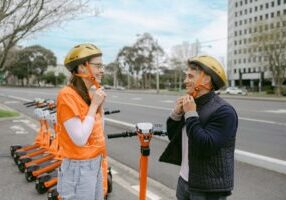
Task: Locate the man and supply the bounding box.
[159,55,238,200]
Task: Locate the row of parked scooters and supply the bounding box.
[9,98,118,200]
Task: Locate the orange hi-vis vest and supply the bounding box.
[56,86,105,160]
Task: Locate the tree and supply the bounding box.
[0,0,100,71]
[42,71,65,86]
[169,41,193,91]
[249,16,286,96]
[5,45,56,85]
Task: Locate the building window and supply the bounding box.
[244,19,247,24]
[249,18,252,23]
[277,11,280,16]
[271,12,274,18]
[260,4,263,10]
[235,31,237,36]
[244,58,246,63]
[234,50,237,54]
[240,10,243,15]
[240,1,243,6]
[248,68,251,72]
[266,3,269,8]
[265,24,269,30]
[234,60,237,64]
[235,2,238,7]
[234,41,237,45]
[278,0,281,5]
[277,21,281,27]
[245,0,248,4]
[254,16,258,21]
[272,1,275,7]
[284,9,286,15]
[239,30,242,35]
[249,27,252,33]
[234,69,237,73]
[260,15,263,20]
[244,29,247,34]
[265,13,269,19]
[240,20,242,25]
[255,6,258,11]
[245,9,248,14]
[235,21,238,26]
[235,12,237,17]
[250,8,252,13]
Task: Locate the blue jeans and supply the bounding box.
[57,156,103,200]
[176,176,227,200]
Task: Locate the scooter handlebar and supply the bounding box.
[107,131,137,139]
[104,110,120,115]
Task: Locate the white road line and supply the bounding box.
[107,100,170,111]
[263,109,286,114]
[239,117,286,127]
[10,125,28,135]
[131,185,161,200]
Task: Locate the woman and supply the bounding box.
[56,43,106,200]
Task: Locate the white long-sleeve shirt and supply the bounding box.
[63,116,95,147]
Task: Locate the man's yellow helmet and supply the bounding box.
[64,43,102,71]
[188,55,227,90]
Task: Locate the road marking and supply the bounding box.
[4,101,19,104]
[131,185,161,200]
[160,100,173,103]
[239,117,286,127]
[10,125,28,135]
[107,100,170,110]
[263,109,286,114]
[131,97,142,101]
[13,119,38,131]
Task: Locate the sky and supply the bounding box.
[20,0,228,66]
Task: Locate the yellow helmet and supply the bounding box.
[64,43,102,71]
[188,55,227,90]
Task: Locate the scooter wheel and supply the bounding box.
[36,182,48,194]
[25,171,36,182]
[10,145,22,157]
[18,162,26,173]
[107,173,112,193]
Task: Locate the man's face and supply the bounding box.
[184,64,202,95]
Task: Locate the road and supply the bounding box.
[0,86,286,200]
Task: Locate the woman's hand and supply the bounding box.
[90,88,106,111]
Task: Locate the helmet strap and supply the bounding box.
[74,62,101,89]
[191,71,212,98]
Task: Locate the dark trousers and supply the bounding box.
[176,176,227,200]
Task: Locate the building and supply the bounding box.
[227,0,286,91]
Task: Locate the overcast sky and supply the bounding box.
[20,0,228,66]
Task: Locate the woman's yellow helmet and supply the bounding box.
[188,55,227,90]
[64,43,102,71]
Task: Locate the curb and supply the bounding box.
[105,118,286,175]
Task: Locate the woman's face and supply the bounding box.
[88,56,104,83]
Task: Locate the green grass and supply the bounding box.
[0,109,19,118]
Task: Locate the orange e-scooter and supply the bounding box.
[10,98,46,157]
[107,123,167,200]
[17,103,55,172]
[13,100,54,165]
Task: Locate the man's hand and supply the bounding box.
[174,96,184,115]
[182,95,196,113]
